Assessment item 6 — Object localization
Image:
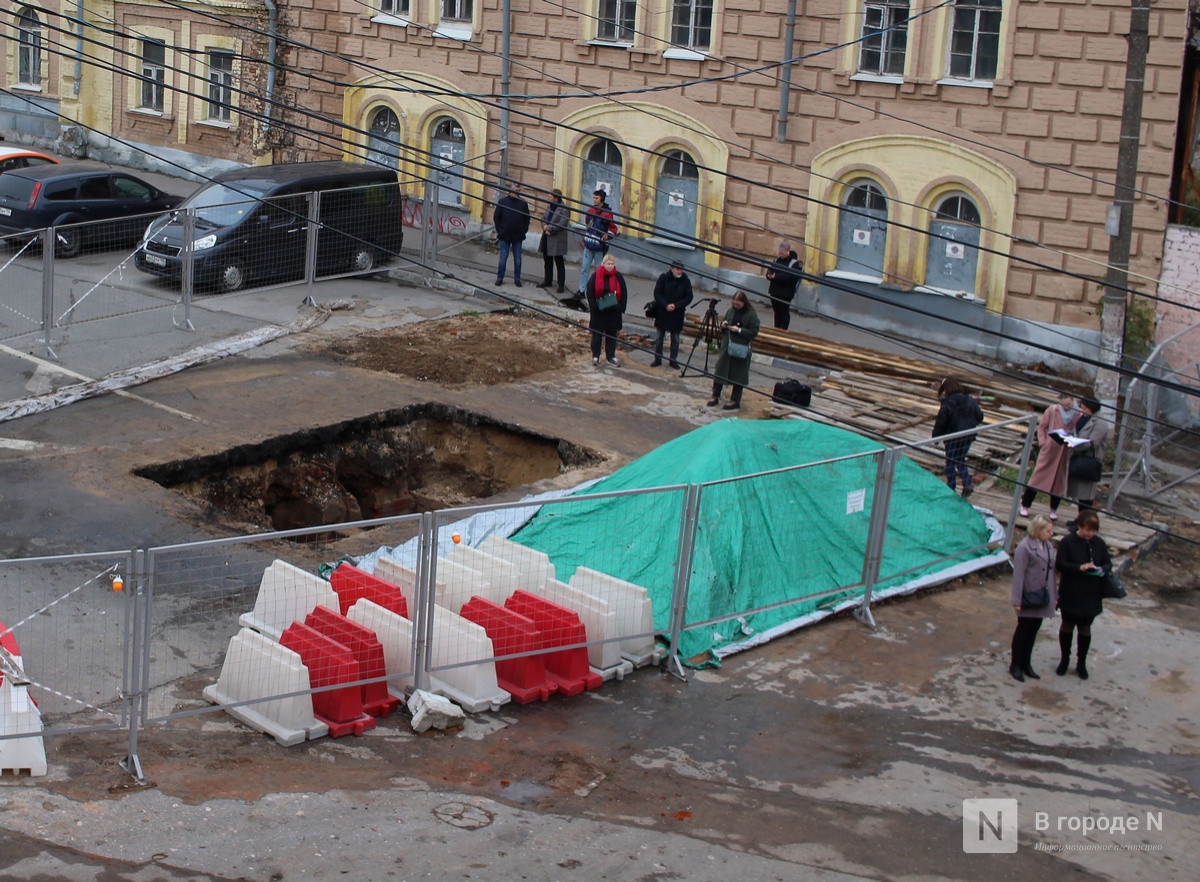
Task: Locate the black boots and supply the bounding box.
[1022,664,1041,680]
[1009,664,1025,682]
[1056,632,1072,676]
[1076,634,1091,680]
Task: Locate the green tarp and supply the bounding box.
[512,419,994,662]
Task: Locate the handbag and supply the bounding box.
[596,292,619,311]
[1020,586,1049,609]
[644,300,658,319]
[583,233,604,251]
[726,340,750,359]
[1100,571,1127,599]
[1069,454,1102,482]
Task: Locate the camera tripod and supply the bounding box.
[680,298,722,378]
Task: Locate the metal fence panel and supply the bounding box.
[673,453,883,662]
[143,515,422,727]
[0,550,132,739]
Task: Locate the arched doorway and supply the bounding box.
[431,116,467,206]
[366,107,402,171]
[654,149,699,244]
[922,194,981,297]
[582,138,623,219]
[834,180,888,280]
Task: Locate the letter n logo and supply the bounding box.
[962,799,1018,853]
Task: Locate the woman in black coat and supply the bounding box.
[650,260,693,368]
[585,253,628,366]
[1054,509,1112,680]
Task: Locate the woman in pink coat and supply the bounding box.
[1020,392,1079,520]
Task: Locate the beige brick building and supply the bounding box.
[3,0,1191,366]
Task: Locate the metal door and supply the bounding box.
[431,117,466,207]
[834,181,888,280]
[923,196,981,296]
[654,150,698,245]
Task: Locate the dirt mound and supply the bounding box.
[317,311,585,384]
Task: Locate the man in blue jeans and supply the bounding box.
[576,189,617,298]
[493,182,530,287]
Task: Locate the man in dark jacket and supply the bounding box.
[574,189,617,299]
[651,260,694,368]
[764,240,803,330]
[493,182,530,287]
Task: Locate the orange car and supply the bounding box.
[0,146,59,175]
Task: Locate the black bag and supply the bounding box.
[1021,586,1049,609]
[1101,571,1127,600]
[1069,454,1102,482]
[644,300,658,319]
[772,379,812,407]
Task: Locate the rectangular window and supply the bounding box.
[207,50,234,122]
[140,40,166,111]
[441,0,473,21]
[948,0,1002,81]
[598,0,637,42]
[380,0,410,15]
[670,0,713,51]
[859,0,908,77]
[17,13,42,85]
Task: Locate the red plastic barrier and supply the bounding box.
[460,597,557,704]
[0,621,18,689]
[505,590,602,697]
[304,605,400,718]
[280,621,376,737]
[330,564,409,619]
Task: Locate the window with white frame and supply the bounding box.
[598,0,636,42]
[948,0,1002,81]
[442,0,473,21]
[380,0,410,16]
[670,0,713,51]
[140,40,166,111]
[206,50,234,122]
[858,0,908,77]
[17,8,42,86]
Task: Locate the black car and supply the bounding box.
[0,163,182,257]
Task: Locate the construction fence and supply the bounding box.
[0,418,1031,780]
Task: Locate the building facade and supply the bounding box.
[3,0,1190,366]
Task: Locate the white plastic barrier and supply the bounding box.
[346,599,414,701]
[239,560,339,641]
[202,627,328,747]
[534,579,627,675]
[374,558,445,616]
[0,676,47,777]
[431,558,491,614]
[427,606,509,714]
[448,545,523,605]
[569,567,660,666]
[479,535,555,589]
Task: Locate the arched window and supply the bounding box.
[431,116,467,206]
[582,138,623,221]
[366,107,402,171]
[654,149,699,244]
[834,180,888,280]
[923,193,982,297]
[17,8,42,86]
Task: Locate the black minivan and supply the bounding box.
[0,164,181,257]
[136,161,404,292]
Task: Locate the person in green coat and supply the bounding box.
[706,290,761,411]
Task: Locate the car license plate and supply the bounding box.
[0,207,10,216]
[146,254,166,266]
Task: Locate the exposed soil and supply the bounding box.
[314,310,588,384]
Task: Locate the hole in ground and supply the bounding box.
[136,403,601,534]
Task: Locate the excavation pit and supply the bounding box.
[136,403,600,536]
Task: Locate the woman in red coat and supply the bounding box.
[1020,392,1079,521]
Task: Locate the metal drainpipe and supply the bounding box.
[776,0,798,142]
[498,0,511,185]
[262,0,279,142]
[74,0,85,96]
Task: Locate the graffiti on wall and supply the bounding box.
[402,200,468,235]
